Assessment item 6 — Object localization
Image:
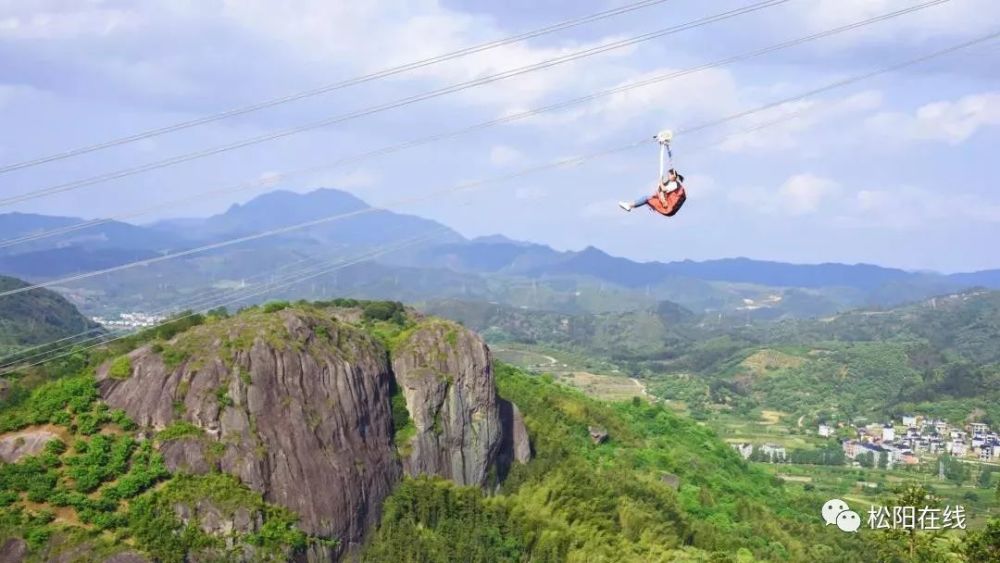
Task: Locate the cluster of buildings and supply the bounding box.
[837,417,999,467]
[91,312,167,330]
[730,416,999,469]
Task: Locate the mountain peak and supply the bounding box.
[220,188,370,218]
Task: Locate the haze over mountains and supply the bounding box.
[0,188,996,317]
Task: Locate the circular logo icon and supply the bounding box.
[836,510,862,533]
[822,498,849,526]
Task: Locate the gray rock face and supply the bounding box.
[0,538,26,563]
[0,430,59,463]
[98,310,400,554]
[96,309,531,559]
[392,322,502,486]
[495,399,531,483]
[160,437,214,474]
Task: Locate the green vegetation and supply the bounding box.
[449,291,1000,426]
[390,382,416,451]
[262,300,291,313]
[0,275,103,357]
[3,294,996,560]
[157,421,205,441]
[314,298,407,324]
[365,364,867,561]
[107,355,132,379]
[0,368,324,560]
[126,473,312,562]
[215,386,234,409]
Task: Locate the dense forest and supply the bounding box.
[428,291,1000,425]
[0,276,102,357]
[364,365,999,561]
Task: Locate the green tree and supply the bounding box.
[857,452,875,468]
[962,518,1000,563]
[870,485,949,562]
[976,467,994,489]
[940,455,969,485]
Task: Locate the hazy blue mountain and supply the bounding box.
[151,188,464,247]
[656,257,920,290]
[0,247,159,278]
[0,212,79,239]
[947,269,1000,288]
[1,188,997,319]
[0,212,183,255]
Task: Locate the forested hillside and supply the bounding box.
[657,291,1000,424]
[364,364,865,561]
[0,276,101,356]
[428,291,1000,425]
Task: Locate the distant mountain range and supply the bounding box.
[0,188,996,317]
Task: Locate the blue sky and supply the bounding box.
[0,0,997,273]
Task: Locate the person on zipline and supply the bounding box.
[618,168,686,216]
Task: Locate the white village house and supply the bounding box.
[761,444,787,461]
[731,443,753,460]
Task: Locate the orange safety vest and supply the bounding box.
[646,185,686,217]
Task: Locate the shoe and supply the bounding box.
[618,201,632,212]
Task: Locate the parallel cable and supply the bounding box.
[0,0,951,250]
[0,92,949,371]
[0,0,792,208]
[0,0,676,175]
[0,250,326,369]
[0,27,992,302]
[0,231,448,376]
[0,226,417,371]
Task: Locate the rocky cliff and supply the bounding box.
[95,305,528,559]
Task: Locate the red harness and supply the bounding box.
[646,185,686,217]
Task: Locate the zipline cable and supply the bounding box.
[0,231,450,376]
[0,0,793,208]
[0,27,991,302]
[0,0,677,175]
[0,226,421,371]
[0,94,951,372]
[0,0,952,251]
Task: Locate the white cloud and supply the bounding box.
[489,145,524,166]
[0,5,142,40]
[730,174,840,216]
[518,66,742,133]
[865,92,1000,145]
[718,91,883,154]
[841,185,1000,229]
[782,174,839,215]
[217,0,635,110]
[782,0,1000,45]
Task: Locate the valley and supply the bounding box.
[476,297,1000,536]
